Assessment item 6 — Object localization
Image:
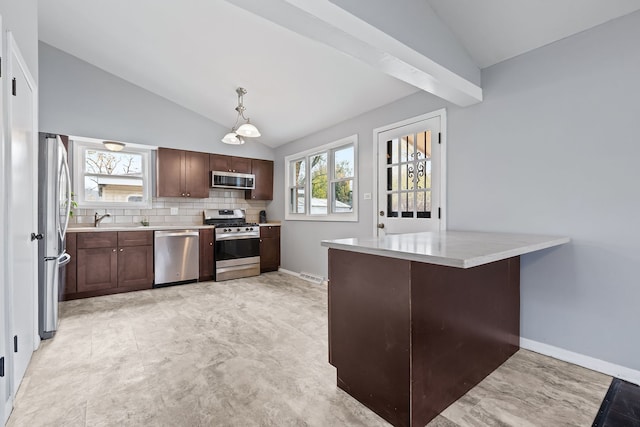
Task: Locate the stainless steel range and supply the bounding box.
[203,209,260,281]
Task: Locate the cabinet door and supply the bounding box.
[210,154,231,172]
[231,157,252,174]
[246,159,274,200]
[260,226,280,272]
[157,147,186,197]
[260,238,280,272]
[64,232,77,296]
[185,151,210,198]
[210,154,252,174]
[77,247,118,292]
[199,228,215,281]
[118,245,154,289]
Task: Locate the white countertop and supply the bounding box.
[68,224,216,233]
[321,231,570,268]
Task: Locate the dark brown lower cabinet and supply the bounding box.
[260,225,280,272]
[117,245,154,288]
[77,247,118,292]
[199,228,214,281]
[67,230,154,300]
[65,233,77,294]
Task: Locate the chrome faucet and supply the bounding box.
[94,212,111,227]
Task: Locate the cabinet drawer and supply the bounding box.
[118,231,153,247]
[260,225,280,238]
[77,232,118,249]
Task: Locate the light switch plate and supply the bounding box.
[170,207,179,215]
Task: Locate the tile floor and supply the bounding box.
[8,272,612,426]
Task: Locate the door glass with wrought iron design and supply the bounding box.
[377,114,443,235]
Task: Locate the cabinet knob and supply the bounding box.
[181,193,186,197]
[186,193,190,197]
[119,248,124,252]
[209,242,213,246]
[112,249,116,252]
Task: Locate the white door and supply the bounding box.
[0,15,9,426]
[5,32,38,397]
[376,110,446,235]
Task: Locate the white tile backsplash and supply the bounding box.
[69,189,268,227]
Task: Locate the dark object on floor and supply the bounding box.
[593,378,640,426]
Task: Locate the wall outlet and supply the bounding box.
[170,207,179,215]
[363,193,372,200]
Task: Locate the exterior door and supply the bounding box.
[377,110,445,235]
[6,32,38,398]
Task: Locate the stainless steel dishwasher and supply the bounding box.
[154,230,199,287]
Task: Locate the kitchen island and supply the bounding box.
[321,231,569,427]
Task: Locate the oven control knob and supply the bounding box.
[224,228,230,232]
[246,227,250,231]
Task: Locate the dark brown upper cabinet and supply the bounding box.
[246,159,274,201]
[157,148,209,198]
[209,154,252,174]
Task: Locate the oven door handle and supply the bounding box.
[215,234,260,241]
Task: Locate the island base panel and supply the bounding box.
[328,249,412,427]
[328,249,520,427]
[409,257,520,425]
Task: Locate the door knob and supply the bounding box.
[30,233,43,241]
[379,211,384,216]
[377,223,385,229]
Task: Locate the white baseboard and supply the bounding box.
[520,338,640,386]
[278,268,328,285]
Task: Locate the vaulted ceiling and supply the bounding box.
[38,0,640,147]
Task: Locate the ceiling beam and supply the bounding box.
[226,0,482,106]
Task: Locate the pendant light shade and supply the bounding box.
[221,87,261,144]
[221,132,245,145]
[236,122,261,138]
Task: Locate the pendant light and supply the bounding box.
[221,87,261,144]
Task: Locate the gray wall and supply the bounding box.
[39,42,274,160]
[0,0,38,81]
[272,10,640,371]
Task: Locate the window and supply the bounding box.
[285,135,357,221]
[72,139,153,208]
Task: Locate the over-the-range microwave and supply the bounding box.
[210,170,255,190]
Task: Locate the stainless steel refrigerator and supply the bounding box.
[37,133,72,339]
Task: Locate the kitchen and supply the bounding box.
[2,1,640,426]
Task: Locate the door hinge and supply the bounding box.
[14,335,18,353]
[438,132,441,144]
[0,357,4,377]
[12,77,17,96]
[438,207,441,219]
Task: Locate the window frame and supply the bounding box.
[285,134,358,222]
[72,139,153,209]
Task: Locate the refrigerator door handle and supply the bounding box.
[57,252,71,266]
[59,141,72,240]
